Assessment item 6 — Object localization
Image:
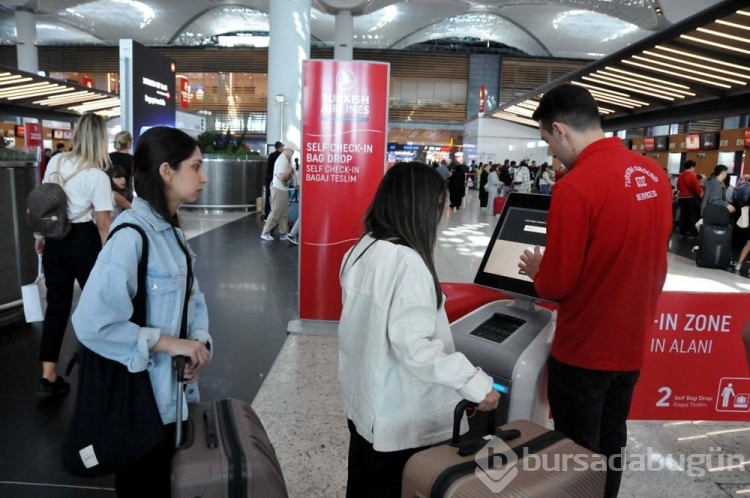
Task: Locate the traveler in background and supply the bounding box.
[702,165,735,217]
[677,160,702,237]
[109,165,128,221]
[40,147,52,180]
[732,176,750,273]
[538,162,555,194]
[72,126,212,496]
[498,160,513,196]
[478,162,489,208]
[35,113,113,396]
[520,84,672,498]
[339,162,499,498]
[447,155,466,210]
[51,142,65,157]
[485,164,501,215]
[109,131,134,204]
[436,159,450,181]
[264,141,284,220]
[261,147,294,241]
[512,161,533,193]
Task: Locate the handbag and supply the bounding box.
[62,223,166,477]
[738,205,750,229]
[21,254,44,322]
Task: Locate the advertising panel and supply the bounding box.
[119,39,176,145]
[654,136,668,152]
[745,129,750,148]
[630,292,750,421]
[700,132,719,150]
[644,137,655,152]
[686,134,700,151]
[24,123,42,147]
[300,60,390,321]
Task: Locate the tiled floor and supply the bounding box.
[0,189,748,497]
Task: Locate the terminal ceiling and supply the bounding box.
[0,0,722,60]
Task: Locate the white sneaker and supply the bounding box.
[260,233,274,241]
[285,234,298,245]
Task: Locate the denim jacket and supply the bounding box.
[72,198,212,424]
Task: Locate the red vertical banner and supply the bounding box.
[630,292,750,421]
[24,123,42,147]
[177,75,189,109]
[300,60,390,321]
[479,84,486,113]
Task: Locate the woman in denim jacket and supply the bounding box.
[72,127,212,496]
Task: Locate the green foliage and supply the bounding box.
[197,130,263,159]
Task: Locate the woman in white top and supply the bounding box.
[485,164,501,215]
[338,162,499,498]
[35,113,112,396]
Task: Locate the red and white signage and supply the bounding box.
[24,123,42,147]
[300,60,390,320]
[630,292,750,421]
[177,75,189,109]
[442,284,750,421]
[744,128,750,148]
[479,84,486,114]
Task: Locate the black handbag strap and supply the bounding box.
[107,223,149,327]
[172,227,193,341]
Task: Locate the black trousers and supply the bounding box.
[115,423,176,497]
[678,196,700,236]
[346,420,428,498]
[547,356,640,498]
[39,222,101,363]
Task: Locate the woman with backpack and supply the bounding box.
[35,113,113,397]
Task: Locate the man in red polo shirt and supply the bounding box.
[520,84,673,498]
[677,159,703,237]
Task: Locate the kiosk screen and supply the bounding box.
[470,313,526,344]
[474,192,553,302]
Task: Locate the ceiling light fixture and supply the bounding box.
[696,27,750,45]
[631,54,743,85]
[642,49,750,81]
[597,69,695,96]
[652,45,750,77]
[585,74,680,100]
[622,59,731,89]
[680,34,750,56]
[715,20,750,32]
[604,66,693,90]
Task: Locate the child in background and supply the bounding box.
[109,165,127,220]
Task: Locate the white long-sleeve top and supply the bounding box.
[338,235,493,451]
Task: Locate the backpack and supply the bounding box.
[26,156,92,240]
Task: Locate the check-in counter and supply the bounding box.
[0,161,39,327]
[183,158,266,212]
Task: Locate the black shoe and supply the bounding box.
[37,376,70,397]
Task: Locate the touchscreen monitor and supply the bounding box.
[474,192,553,302]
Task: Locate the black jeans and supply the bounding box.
[39,222,101,363]
[547,356,640,498]
[115,423,176,497]
[678,196,700,236]
[346,420,428,498]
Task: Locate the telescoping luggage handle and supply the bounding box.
[451,400,496,445]
[174,355,190,448]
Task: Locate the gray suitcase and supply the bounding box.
[697,223,732,268]
[171,398,288,498]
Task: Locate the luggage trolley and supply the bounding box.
[451,193,556,432]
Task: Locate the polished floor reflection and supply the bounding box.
[0,190,748,497]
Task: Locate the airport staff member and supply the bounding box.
[519,84,673,498]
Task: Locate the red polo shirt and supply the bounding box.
[534,137,673,371]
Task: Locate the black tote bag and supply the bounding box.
[62,223,166,477]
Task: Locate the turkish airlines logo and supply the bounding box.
[336,70,356,90]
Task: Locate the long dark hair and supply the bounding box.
[133,127,200,228]
[364,161,446,308]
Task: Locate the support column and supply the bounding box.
[15,8,38,74]
[334,11,353,61]
[267,0,311,151]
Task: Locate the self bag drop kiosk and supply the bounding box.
[452,193,556,430]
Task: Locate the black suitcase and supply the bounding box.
[697,224,732,268]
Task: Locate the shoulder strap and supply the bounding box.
[172,227,193,341]
[107,223,149,327]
